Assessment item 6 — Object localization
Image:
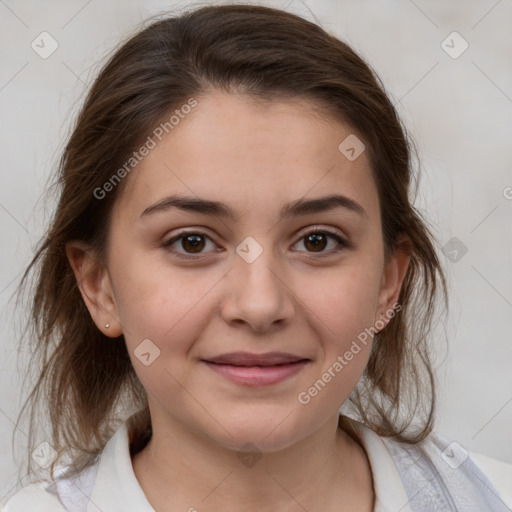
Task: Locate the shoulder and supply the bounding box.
[0,481,67,512]
[1,459,100,512]
[340,414,512,511]
[469,450,512,507]
[1,422,134,512]
[383,431,512,510]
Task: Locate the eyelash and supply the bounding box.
[162,227,350,260]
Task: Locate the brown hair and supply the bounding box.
[15,3,447,480]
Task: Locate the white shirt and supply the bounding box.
[2,416,511,511]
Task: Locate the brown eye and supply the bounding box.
[181,234,206,253]
[163,231,217,258]
[304,232,328,252]
[293,229,349,255]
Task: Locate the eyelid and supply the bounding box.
[162,228,220,260]
[162,225,350,259]
[295,225,348,243]
[291,226,350,255]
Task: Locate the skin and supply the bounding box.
[67,90,410,512]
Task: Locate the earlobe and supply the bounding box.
[65,242,123,338]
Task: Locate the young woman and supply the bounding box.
[3,4,511,511]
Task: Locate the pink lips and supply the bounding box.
[202,351,310,386]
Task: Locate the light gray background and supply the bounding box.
[1,0,511,501]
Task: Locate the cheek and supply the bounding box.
[292,253,383,398]
[298,262,383,345]
[113,268,219,395]
[294,271,379,413]
[109,246,217,346]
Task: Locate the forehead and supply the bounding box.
[114,90,379,224]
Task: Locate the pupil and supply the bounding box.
[183,235,204,252]
[180,233,328,254]
[306,233,326,252]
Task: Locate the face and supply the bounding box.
[74,90,408,452]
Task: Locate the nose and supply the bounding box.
[219,243,295,333]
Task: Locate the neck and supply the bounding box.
[132,413,374,512]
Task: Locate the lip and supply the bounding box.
[204,351,307,366]
[201,351,310,386]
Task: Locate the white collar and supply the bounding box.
[342,416,412,512]
[86,422,154,512]
[86,416,411,512]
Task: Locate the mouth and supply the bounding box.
[201,351,311,386]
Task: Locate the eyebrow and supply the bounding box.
[140,193,367,220]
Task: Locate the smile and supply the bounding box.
[202,360,310,386]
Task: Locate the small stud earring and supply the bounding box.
[105,323,110,329]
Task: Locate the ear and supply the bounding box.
[374,235,411,329]
[66,241,123,338]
